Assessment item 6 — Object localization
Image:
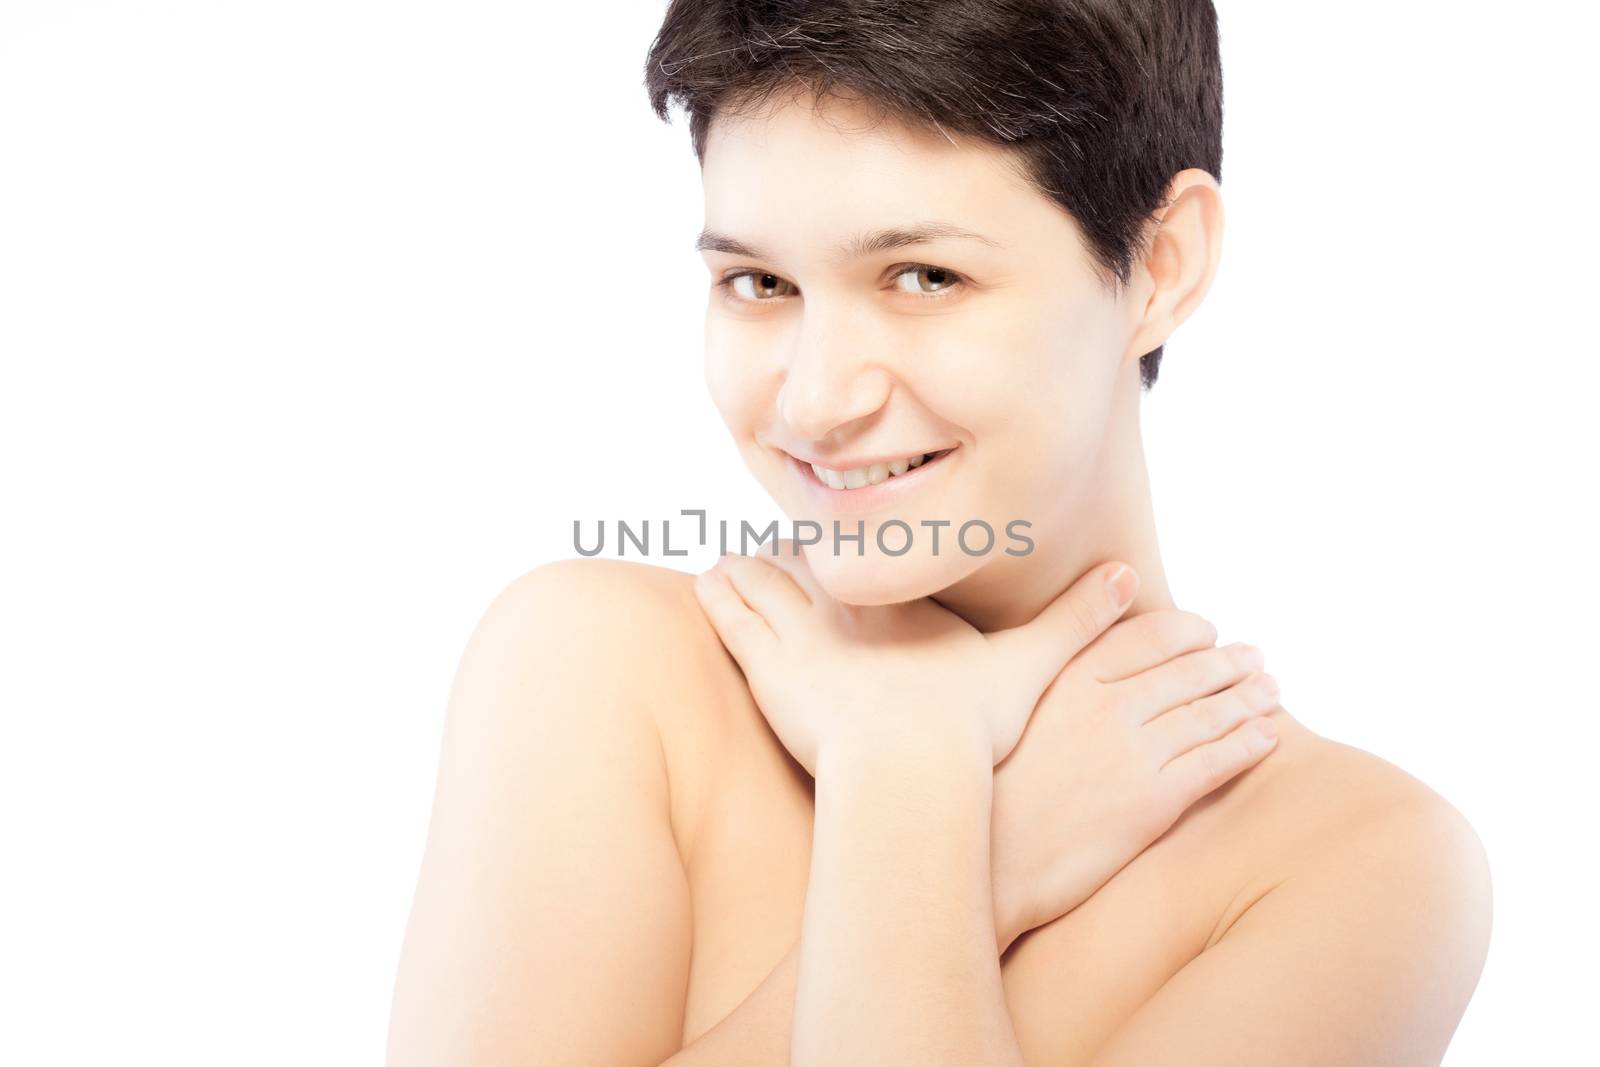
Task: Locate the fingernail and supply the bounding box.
[1255,717,1278,741]
[1106,564,1136,606]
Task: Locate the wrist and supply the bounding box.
[815,712,992,781]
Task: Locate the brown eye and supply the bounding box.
[892,265,963,296]
[727,271,797,301]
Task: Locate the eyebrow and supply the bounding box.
[693,221,1003,264]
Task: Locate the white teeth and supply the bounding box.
[811,462,847,490]
[808,451,938,489]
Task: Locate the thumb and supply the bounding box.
[987,561,1139,696]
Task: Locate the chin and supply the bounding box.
[803,543,983,606]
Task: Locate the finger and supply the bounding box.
[1078,609,1219,683]
[693,567,777,666]
[986,561,1138,696]
[1144,671,1281,761]
[1158,714,1279,800]
[1114,642,1266,726]
[759,538,828,603]
[715,553,812,635]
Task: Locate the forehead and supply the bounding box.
[699,89,1048,248]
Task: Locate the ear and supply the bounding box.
[1123,168,1225,371]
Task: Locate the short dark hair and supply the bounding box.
[643,0,1223,391]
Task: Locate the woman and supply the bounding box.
[386,2,1491,1063]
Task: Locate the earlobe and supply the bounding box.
[1125,169,1225,367]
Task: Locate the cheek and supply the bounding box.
[703,321,777,434]
[930,297,1118,504]
[909,294,1110,437]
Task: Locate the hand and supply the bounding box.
[692,550,1139,774]
[989,609,1282,949]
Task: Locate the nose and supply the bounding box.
[777,315,893,442]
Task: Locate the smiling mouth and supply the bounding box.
[799,447,958,490]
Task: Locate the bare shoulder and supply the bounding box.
[1253,711,1488,860]
[1241,711,1490,888]
[489,556,710,649]
[476,557,734,700]
[1227,711,1492,1012]
[389,558,737,1066]
[483,557,750,842]
[1084,712,1493,1064]
[1187,708,1489,943]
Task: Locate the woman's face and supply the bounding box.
[699,89,1142,606]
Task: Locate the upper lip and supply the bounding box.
[786,446,955,471]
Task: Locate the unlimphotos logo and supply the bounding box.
[573,510,1035,558]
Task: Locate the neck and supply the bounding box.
[931,383,1176,634]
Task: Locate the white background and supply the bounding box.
[2,1,1594,1062]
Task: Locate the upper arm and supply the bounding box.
[386,559,702,1067]
[1086,795,1493,1066]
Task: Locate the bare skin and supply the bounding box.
[695,546,1300,1064]
[385,85,1492,1064]
[386,557,1489,1066]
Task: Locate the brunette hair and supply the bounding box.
[643,0,1223,390]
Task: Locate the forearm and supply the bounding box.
[654,943,797,1066]
[660,898,1029,1066]
[792,717,1024,1067]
